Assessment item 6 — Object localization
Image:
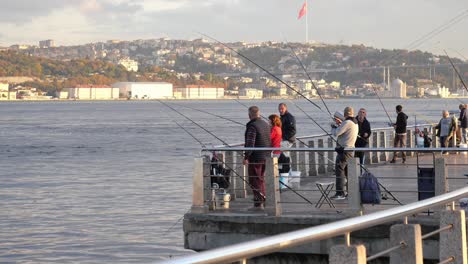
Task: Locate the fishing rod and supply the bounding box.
[198,32,323,112]
[286,43,333,117]
[170,102,245,126]
[206,35,402,204]
[158,100,266,201]
[288,101,402,205]
[444,49,468,93]
[170,99,318,206]
[371,87,394,126]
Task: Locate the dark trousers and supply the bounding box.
[248,160,266,206]
[335,151,354,195]
[392,134,407,160]
[355,143,368,165]
[440,136,451,148]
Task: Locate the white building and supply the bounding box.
[391,78,407,98]
[239,88,263,99]
[39,39,55,48]
[67,85,119,100]
[174,85,224,99]
[118,58,138,72]
[113,82,173,99]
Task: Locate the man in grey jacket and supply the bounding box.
[331,106,359,200]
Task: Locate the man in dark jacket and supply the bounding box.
[244,106,271,209]
[355,108,371,165]
[278,103,296,158]
[459,104,467,144]
[390,105,408,163]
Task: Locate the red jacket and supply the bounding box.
[271,126,282,154]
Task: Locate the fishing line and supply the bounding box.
[371,87,393,125]
[170,102,245,126]
[287,102,402,204]
[158,99,269,201]
[444,49,468,94]
[286,42,333,118]
[198,32,323,111]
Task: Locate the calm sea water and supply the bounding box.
[0,98,460,263]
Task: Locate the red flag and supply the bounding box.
[297,1,307,20]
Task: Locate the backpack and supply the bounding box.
[359,171,381,204]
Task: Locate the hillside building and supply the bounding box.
[67,85,119,100]
[113,82,173,99]
[175,85,224,99]
[118,58,138,72]
[39,39,55,48]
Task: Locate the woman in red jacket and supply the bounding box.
[269,114,282,158]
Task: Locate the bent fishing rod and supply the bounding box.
[286,43,333,118]
[288,101,402,205]
[198,32,323,112]
[161,100,318,206]
[158,99,266,201]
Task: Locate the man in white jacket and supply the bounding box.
[331,106,359,200]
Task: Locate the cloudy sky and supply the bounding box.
[1,0,467,59]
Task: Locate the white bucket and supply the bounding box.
[289,171,301,189]
[279,173,289,189]
[215,189,231,209]
[460,144,468,155]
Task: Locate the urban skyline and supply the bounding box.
[0,0,467,59]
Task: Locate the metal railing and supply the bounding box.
[199,147,468,214]
[158,186,468,264]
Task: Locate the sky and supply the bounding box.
[1,0,467,60]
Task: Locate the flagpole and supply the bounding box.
[305,0,308,43]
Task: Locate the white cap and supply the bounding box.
[333,111,344,121]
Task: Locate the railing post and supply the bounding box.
[265,157,281,216]
[433,131,438,147]
[390,224,423,264]
[298,141,306,177]
[371,131,378,164]
[291,142,298,171]
[235,151,247,198]
[379,131,388,162]
[327,137,334,173]
[434,158,448,196]
[407,129,414,157]
[329,244,367,264]
[225,151,235,200]
[439,210,467,264]
[308,140,317,176]
[191,157,209,213]
[348,158,362,214]
[318,139,325,174]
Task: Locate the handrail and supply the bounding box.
[157,186,468,264]
[221,123,434,147]
[202,147,466,152]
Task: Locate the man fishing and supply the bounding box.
[355,108,371,165]
[243,106,271,210]
[331,107,358,200]
[390,105,408,164]
[459,104,467,145]
[278,103,296,156]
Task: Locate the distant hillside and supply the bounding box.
[0,50,226,95]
